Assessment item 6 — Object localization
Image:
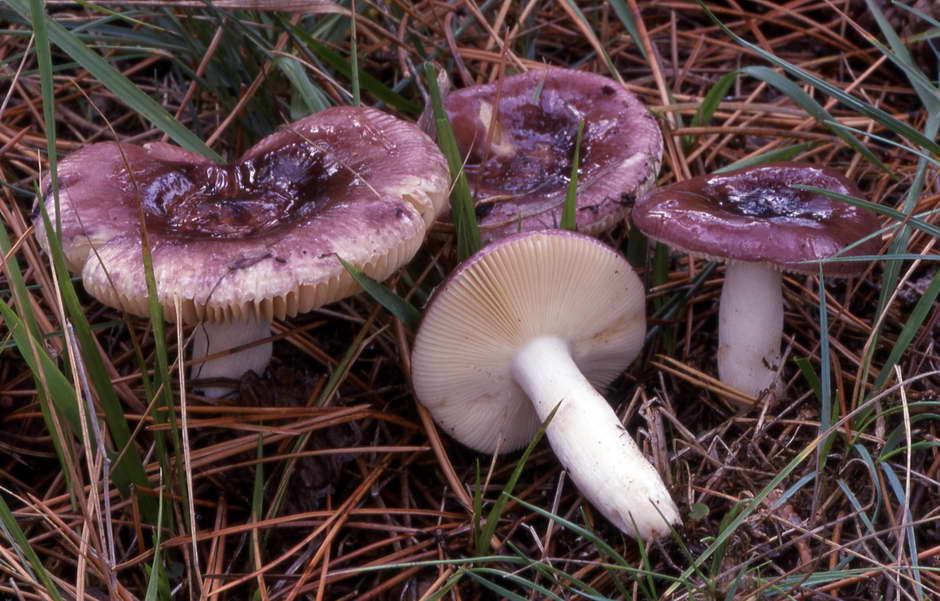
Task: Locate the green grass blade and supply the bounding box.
[687,71,737,150]
[35,210,156,522]
[713,141,820,173]
[816,269,833,474]
[0,297,81,430]
[0,491,65,601]
[561,119,586,231]
[874,270,940,391]
[794,185,940,239]
[338,256,421,330]
[875,112,940,372]
[349,0,360,107]
[424,62,481,261]
[626,229,649,270]
[143,474,166,601]
[607,0,649,60]
[795,357,822,400]
[0,299,77,492]
[463,570,530,601]
[509,496,684,583]
[739,66,885,170]
[470,568,565,601]
[660,396,883,597]
[879,463,924,596]
[476,403,558,555]
[698,1,940,156]
[274,55,332,116]
[284,16,420,114]
[559,0,619,79]
[822,119,940,167]
[6,0,221,161]
[864,0,939,111]
[28,0,58,211]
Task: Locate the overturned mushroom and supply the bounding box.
[632,162,881,401]
[411,229,679,539]
[37,106,450,396]
[420,67,662,241]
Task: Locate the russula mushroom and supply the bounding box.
[411,229,679,539]
[419,67,663,241]
[37,106,450,397]
[632,162,881,401]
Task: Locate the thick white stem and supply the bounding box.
[190,320,272,398]
[511,336,679,539]
[718,262,784,401]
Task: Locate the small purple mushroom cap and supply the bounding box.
[632,162,881,275]
[632,162,882,402]
[421,68,663,241]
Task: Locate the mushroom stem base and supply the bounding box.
[190,320,273,398]
[511,336,679,539]
[718,262,784,402]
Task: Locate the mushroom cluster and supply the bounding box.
[37,105,450,396]
[633,162,881,401]
[420,67,663,241]
[411,230,679,539]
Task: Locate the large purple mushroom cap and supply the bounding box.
[36,106,450,324]
[421,67,663,242]
[632,162,882,275]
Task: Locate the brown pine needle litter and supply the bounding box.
[1,1,940,599]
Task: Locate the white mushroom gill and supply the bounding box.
[411,230,680,540]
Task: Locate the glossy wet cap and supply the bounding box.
[36,106,450,322]
[421,67,663,241]
[411,230,646,453]
[632,162,882,276]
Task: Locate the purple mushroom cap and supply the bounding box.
[632,162,882,276]
[36,106,450,323]
[421,68,663,241]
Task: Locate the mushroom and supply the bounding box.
[37,106,450,397]
[631,162,881,401]
[411,229,679,539]
[419,67,663,241]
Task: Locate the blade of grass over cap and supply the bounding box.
[7,0,221,161]
[792,185,940,240]
[424,62,481,261]
[339,256,421,330]
[561,119,586,231]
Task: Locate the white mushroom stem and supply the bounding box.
[511,336,679,539]
[717,261,784,401]
[190,320,273,398]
